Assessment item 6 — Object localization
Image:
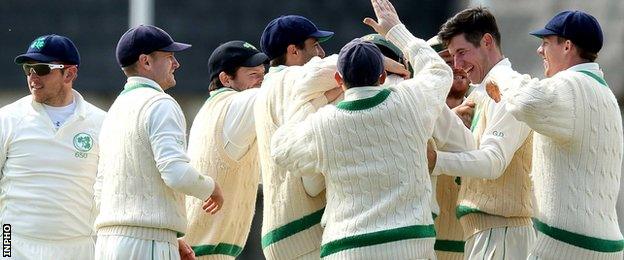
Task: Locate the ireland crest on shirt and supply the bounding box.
[73,133,93,159]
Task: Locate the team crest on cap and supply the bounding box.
[243,42,257,50]
[73,133,93,152]
[30,36,47,50]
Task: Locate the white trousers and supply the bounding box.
[3,233,94,260]
[95,235,179,260]
[464,226,535,260]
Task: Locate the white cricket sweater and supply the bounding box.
[0,90,105,240]
[96,79,215,243]
[493,62,624,258]
[271,24,452,259]
[254,54,337,259]
[184,89,259,259]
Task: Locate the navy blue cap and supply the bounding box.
[116,25,191,67]
[15,34,80,65]
[530,10,603,53]
[260,15,334,60]
[208,41,269,82]
[337,38,384,88]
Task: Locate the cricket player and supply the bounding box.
[183,40,268,259]
[428,7,536,259]
[486,10,624,259]
[0,34,105,259]
[94,25,223,260]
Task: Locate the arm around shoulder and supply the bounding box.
[493,71,576,142]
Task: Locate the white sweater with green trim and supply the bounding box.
[96,80,215,242]
[493,63,624,258]
[271,24,451,259]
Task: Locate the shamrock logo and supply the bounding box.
[73,133,93,152]
[30,36,47,50]
[243,42,258,50]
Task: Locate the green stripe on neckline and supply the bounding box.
[206,88,235,102]
[121,82,162,95]
[192,243,244,257]
[336,88,391,111]
[320,224,436,257]
[533,218,624,253]
[578,70,608,87]
[261,208,324,248]
[434,239,465,253]
[456,205,487,219]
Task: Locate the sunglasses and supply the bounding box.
[22,63,66,76]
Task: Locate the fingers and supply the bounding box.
[203,201,219,214]
[464,100,476,108]
[363,17,380,32]
[398,67,410,79]
[370,0,382,17]
[485,81,501,103]
[202,197,223,214]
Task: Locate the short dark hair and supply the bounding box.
[208,67,238,92]
[556,36,598,62]
[438,7,502,50]
[269,41,306,67]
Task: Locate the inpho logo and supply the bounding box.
[3,224,10,257]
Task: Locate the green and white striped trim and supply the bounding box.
[470,104,482,132]
[577,70,608,87]
[336,88,391,111]
[533,218,624,253]
[261,208,324,248]
[192,243,244,257]
[206,88,235,102]
[320,224,436,257]
[455,205,486,219]
[434,239,465,253]
[120,82,162,94]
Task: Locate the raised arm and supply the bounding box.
[487,71,576,143]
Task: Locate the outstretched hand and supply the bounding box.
[363,0,402,37]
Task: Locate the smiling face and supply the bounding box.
[447,33,490,84]
[224,64,266,91]
[537,35,567,78]
[25,62,75,106]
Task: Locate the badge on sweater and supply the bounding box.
[73,132,93,158]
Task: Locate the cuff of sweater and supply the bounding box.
[174,166,215,201]
[433,151,451,176]
[386,24,427,55]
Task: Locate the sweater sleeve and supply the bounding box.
[431,106,476,152]
[491,70,575,142]
[0,111,10,180]
[385,24,453,125]
[270,115,321,180]
[433,99,532,179]
[146,99,215,201]
[222,88,260,160]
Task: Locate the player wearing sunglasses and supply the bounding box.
[0,34,105,259]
